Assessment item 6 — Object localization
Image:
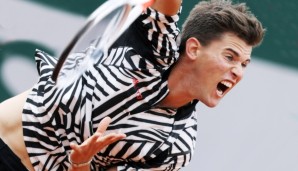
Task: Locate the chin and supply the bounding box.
[202,101,219,108]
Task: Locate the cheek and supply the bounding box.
[207,62,228,76]
[205,63,231,89]
[206,55,229,72]
[196,56,230,84]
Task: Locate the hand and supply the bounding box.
[69,117,126,170]
[151,0,181,16]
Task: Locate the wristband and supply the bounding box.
[68,155,92,168]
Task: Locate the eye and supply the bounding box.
[241,61,250,68]
[225,55,233,61]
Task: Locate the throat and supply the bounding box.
[158,93,192,109]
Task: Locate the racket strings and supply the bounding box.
[53,0,153,88]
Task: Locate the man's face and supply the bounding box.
[191,33,252,107]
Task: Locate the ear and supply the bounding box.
[185,37,201,60]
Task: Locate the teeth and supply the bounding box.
[221,81,232,88]
[217,89,223,95]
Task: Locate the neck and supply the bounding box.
[158,94,192,109]
[158,57,194,108]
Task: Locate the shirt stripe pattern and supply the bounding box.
[22,6,198,171]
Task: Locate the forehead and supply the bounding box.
[210,33,253,58]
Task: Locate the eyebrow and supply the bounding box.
[226,48,251,63]
[226,48,239,57]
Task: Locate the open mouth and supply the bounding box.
[217,80,232,96]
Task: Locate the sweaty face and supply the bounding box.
[191,33,252,107]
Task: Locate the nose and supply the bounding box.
[231,64,244,80]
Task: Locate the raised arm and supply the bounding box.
[151,0,182,16]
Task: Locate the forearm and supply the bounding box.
[151,0,182,16]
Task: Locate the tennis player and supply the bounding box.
[0,0,265,170]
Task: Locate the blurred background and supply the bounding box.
[0,0,298,170]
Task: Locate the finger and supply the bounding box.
[95,133,126,148]
[69,143,82,159]
[70,142,80,152]
[105,134,126,145]
[80,117,112,146]
[96,117,112,134]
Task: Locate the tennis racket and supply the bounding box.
[51,0,154,88]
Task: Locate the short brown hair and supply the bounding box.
[179,0,265,53]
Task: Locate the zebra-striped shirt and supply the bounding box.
[22,7,198,171]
